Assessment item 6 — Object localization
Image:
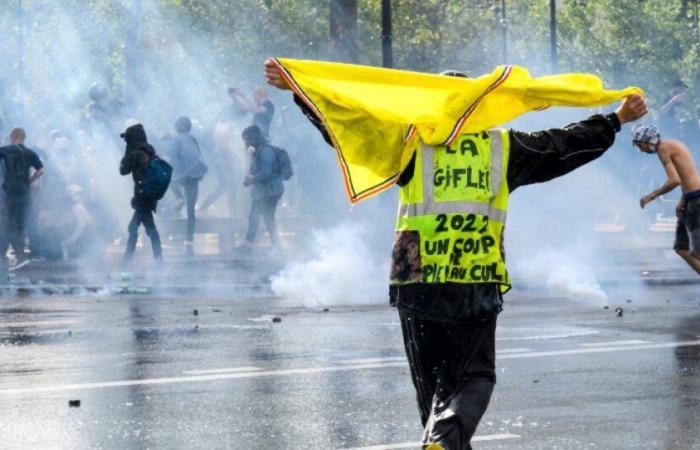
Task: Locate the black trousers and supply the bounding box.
[3,194,31,261]
[125,206,162,261]
[173,177,199,242]
[245,194,281,245]
[400,311,497,450]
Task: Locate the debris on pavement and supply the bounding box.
[68,400,81,408]
[615,307,623,317]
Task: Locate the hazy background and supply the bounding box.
[0,0,695,305]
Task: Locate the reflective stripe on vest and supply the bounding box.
[398,130,507,222]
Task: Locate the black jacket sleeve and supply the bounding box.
[507,112,620,192]
[119,152,134,176]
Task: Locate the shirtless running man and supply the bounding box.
[633,124,700,275]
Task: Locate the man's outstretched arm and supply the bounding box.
[640,148,681,209]
[507,95,647,192]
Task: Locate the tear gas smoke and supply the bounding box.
[270,222,390,307]
[514,248,608,303]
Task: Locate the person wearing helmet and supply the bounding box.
[264,59,647,450]
[632,124,700,275]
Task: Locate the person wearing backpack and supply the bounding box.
[0,128,44,268]
[239,125,284,252]
[170,116,207,257]
[119,123,162,264]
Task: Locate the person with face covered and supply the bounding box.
[633,125,700,276]
[263,58,648,450]
[119,123,162,263]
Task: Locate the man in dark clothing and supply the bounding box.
[0,128,44,267]
[169,116,207,257]
[239,125,284,251]
[264,61,648,449]
[217,87,249,124]
[119,123,162,263]
[251,87,275,137]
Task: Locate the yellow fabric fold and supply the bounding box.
[272,58,642,203]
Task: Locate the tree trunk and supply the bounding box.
[329,0,358,63]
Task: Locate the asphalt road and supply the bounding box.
[1,281,700,449]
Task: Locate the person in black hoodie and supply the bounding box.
[119,123,162,263]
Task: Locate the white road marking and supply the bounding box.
[338,357,406,365]
[183,367,263,375]
[3,340,700,396]
[0,319,80,328]
[0,362,409,395]
[496,347,533,354]
[341,433,520,450]
[497,330,599,341]
[498,340,700,359]
[578,340,651,348]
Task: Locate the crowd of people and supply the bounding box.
[0,81,295,270]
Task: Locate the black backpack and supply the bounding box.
[271,145,293,181]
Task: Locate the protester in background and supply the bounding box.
[218,87,249,125]
[61,185,98,260]
[660,79,688,140]
[633,125,700,277]
[249,87,275,137]
[170,116,207,257]
[119,123,162,264]
[239,125,283,252]
[0,128,45,269]
[199,123,236,216]
[85,82,124,137]
[48,130,80,187]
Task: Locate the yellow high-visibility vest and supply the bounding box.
[391,129,510,292]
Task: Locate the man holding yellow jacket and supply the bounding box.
[264,58,647,450]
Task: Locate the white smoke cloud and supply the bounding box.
[513,248,608,303]
[270,222,389,307]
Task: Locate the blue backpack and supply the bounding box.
[143,157,172,201]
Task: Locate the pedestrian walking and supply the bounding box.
[239,125,284,252]
[170,116,207,257]
[119,123,163,264]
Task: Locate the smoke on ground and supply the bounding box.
[270,222,389,307]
